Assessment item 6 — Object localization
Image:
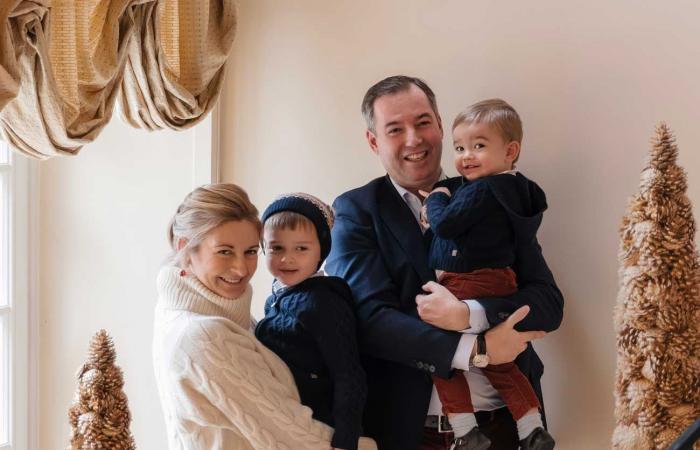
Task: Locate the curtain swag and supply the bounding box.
[0,0,236,160]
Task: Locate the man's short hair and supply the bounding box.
[361,75,439,133]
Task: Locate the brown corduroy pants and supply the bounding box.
[431,268,541,421]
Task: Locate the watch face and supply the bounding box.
[473,354,490,368]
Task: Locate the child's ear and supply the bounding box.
[506,141,521,163]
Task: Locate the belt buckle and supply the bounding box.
[437,415,452,433]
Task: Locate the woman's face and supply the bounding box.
[187,220,260,299]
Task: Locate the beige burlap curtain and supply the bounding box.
[0,0,236,160]
[120,1,236,130]
[0,2,22,112]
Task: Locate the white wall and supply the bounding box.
[38,118,199,449]
[221,1,700,449]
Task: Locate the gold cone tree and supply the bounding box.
[68,330,136,450]
[613,123,700,450]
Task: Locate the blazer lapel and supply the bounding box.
[377,176,434,283]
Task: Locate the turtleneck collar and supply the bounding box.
[157,265,252,329]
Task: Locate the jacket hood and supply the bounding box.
[484,173,547,244]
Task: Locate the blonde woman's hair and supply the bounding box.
[453,98,523,163]
[167,183,262,266]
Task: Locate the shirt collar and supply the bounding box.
[389,171,447,223]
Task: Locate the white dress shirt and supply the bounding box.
[389,177,505,414]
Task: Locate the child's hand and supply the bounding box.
[429,186,451,197]
[417,187,450,229]
[419,203,430,230]
[418,187,451,199]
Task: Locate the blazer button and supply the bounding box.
[429,365,436,373]
[498,312,510,320]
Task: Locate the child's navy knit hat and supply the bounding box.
[261,193,335,266]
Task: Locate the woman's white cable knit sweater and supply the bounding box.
[153,266,376,450]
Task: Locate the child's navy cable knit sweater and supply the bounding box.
[426,172,547,273]
[255,275,367,450]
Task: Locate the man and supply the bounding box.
[325,76,563,450]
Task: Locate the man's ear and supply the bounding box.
[506,141,521,163]
[366,129,379,155]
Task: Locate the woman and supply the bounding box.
[152,183,375,450]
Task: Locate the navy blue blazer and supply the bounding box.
[325,175,564,450]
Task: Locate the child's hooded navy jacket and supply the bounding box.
[426,172,548,273]
[255,275,366,450]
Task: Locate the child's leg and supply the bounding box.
[481,363,544,440]
[433,370,476,438]
[435,269,518,444]
[432,371,474,415]
[439,267,517,299]
[431,372,477,438]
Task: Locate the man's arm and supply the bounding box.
[325,194,460,378]
[478,238,563,332]
[418,238,563,334]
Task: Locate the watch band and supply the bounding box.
[476,333,486,355]
[472,333,490,368]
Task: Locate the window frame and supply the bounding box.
[0,141,34,450]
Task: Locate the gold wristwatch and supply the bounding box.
[472,333,490,368]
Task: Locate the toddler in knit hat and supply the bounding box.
[254,193,368,450]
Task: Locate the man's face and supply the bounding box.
[366,85,443,194]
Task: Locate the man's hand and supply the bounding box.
[483,306,546,365]
[416,281,470,331]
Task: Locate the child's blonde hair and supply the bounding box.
[453,98,523,163]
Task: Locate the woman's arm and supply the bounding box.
[172,319,376,450]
